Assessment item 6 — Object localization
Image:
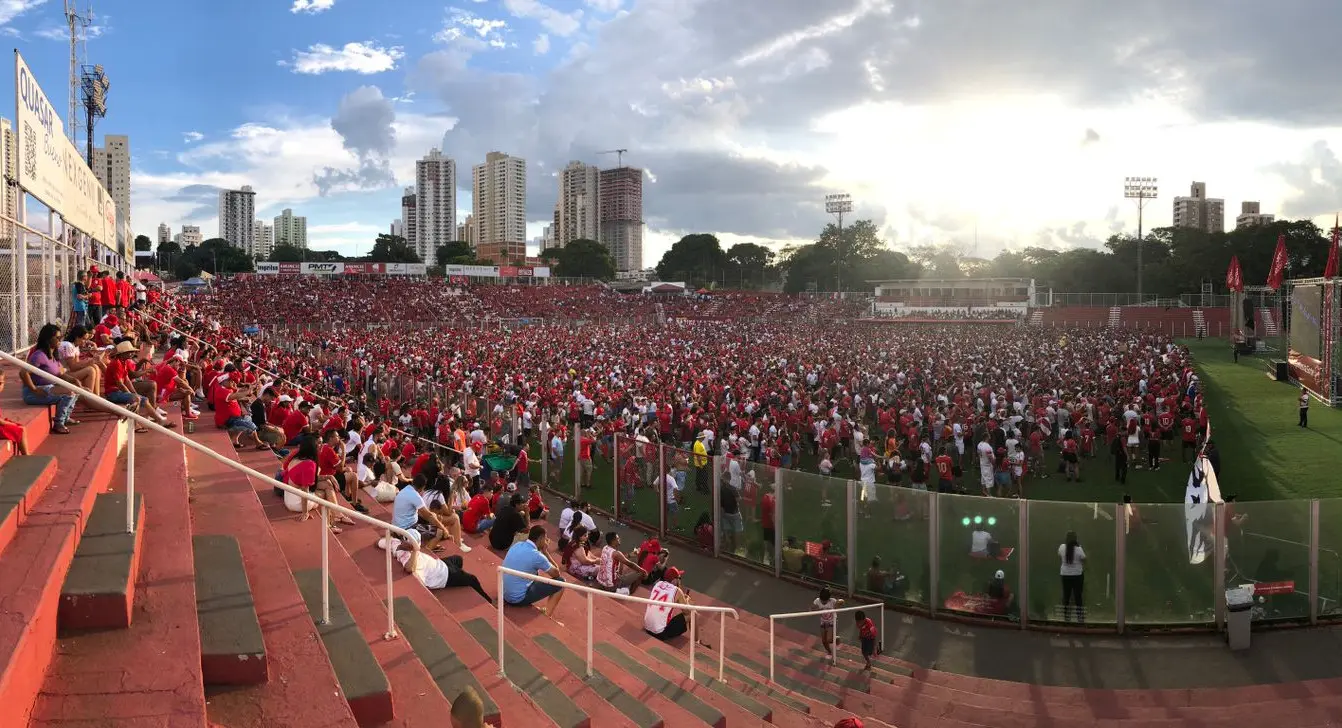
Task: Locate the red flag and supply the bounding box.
[1267,234,1289,290]
[1225,256,1243,293]
[1326,215,1339,279]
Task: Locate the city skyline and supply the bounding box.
[1,1,1338,265]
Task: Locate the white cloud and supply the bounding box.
[0,0,46,27]
[33,22,104,41]
[132,111,446,246]
[533,33,550,55]
[291,0,335,14]
[309,222,383,235]
[284,42,404,75]
[182,131,203,143]
[502,0,582,37]
[583,0,622,12]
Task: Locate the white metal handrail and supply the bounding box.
[0,348,419,639]
[495,565,737,682]
[768,601,885,681]
[139,305,466,459]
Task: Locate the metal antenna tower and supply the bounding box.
[64,1,92,144]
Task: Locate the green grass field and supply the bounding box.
[524,338,1342,628]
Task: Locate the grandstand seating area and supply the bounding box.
[1033,305,1233,336]
[5,364,1342,727]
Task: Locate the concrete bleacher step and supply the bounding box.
[293,569,393,726]
[391,596,503,728]
[193,535,267,686]
[783,648,912,681]
[57,492,145,631]
[0,415,121,726]
[185,428,355,728]
[28,426,207,728]
[0,455,57,554]
[641,647,775,722]
[674,649,811,716]
[460,617,590,728]
[727,653,852,707]
[532,632,664,728]
[594,642,725,728]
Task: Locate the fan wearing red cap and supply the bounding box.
[833,718,864,728]
[642,566,710,649]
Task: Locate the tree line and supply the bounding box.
[653,217,1341,295]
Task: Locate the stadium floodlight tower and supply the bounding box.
[1123,176,1158,303]
[825,192,853,290]
[80,64,109,168]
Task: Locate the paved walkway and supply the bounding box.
[547,493,1342,691]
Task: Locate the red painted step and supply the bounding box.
[184,426,355,728]
[0,415,121,726]
[233,446,450,727]
[30,433,207,727]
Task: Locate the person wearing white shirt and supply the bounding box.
[970,526,993,556]
[642,568,709,646]
[975,436,994,495]
[392,538,491,603]
[662,471,682,527]
[462,445,482,482]
[1058,531,1086,622]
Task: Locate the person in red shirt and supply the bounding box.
[578,428,595,489]
[318,429,363,516]
[855,609,879,670]
[461,490,494,535]
[934,448,954,492]
[526,483,549,521]
[282,401,312,446]
[759,484,776,559]
[1061,432,1080,482]
[212,374,262,449]
[1180,414,1198,462]
[152,353,198,420]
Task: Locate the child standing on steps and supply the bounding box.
[814,586,844,657]
[855,609,879,670]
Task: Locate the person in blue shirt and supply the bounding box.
[393,477,468,553]
[501,525,565,621]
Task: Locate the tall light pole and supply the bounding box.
[1124,177,1158,302]
[825,193,853,291]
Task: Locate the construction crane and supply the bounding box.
[596,149,628,168]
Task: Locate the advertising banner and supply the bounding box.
[255,262,280,274]
[1289,349,1326,399]
[499,265,518,278]
[302,262,343,275]
[533,266,551,278]
[517,266,534,277]
[15,51,115,245]
[404,263,426,275]
[278,262,301,274]
[342,263,367,275]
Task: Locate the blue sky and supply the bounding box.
[1,0,1340,263]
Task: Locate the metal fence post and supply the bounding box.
[496,568,506,676]
[1213,503,1226,630]
[1115,502,1126,634]
[928,493,940,617]
[774,468,783,578]
[846,480,857,597]
[1017,500,1029,629]
[1311,499,1321,625]
[712,455,722,558]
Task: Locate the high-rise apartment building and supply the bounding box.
[557,161,601,246]
[472,151,526,250]
[1235,201,1276,229]
[1172,182,1225,234]
[217,186,256,251]
[157,223,171,245]
[599,166,644,272]
[391,219,404,238]
[251,220,274,259]
[273,208,308,249]
[415,149,457,265]
[542,223,556,251]
[175,225,202,247]
[400,186,418,246]
[91,135,131,235]
[0,119,16,223]
[455,214,476,245]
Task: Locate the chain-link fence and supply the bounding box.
[0,212,80,352]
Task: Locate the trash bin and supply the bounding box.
[1225,586,1254,650]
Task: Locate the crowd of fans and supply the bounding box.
[1,271,1207,710]
[873,307,1027,321]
